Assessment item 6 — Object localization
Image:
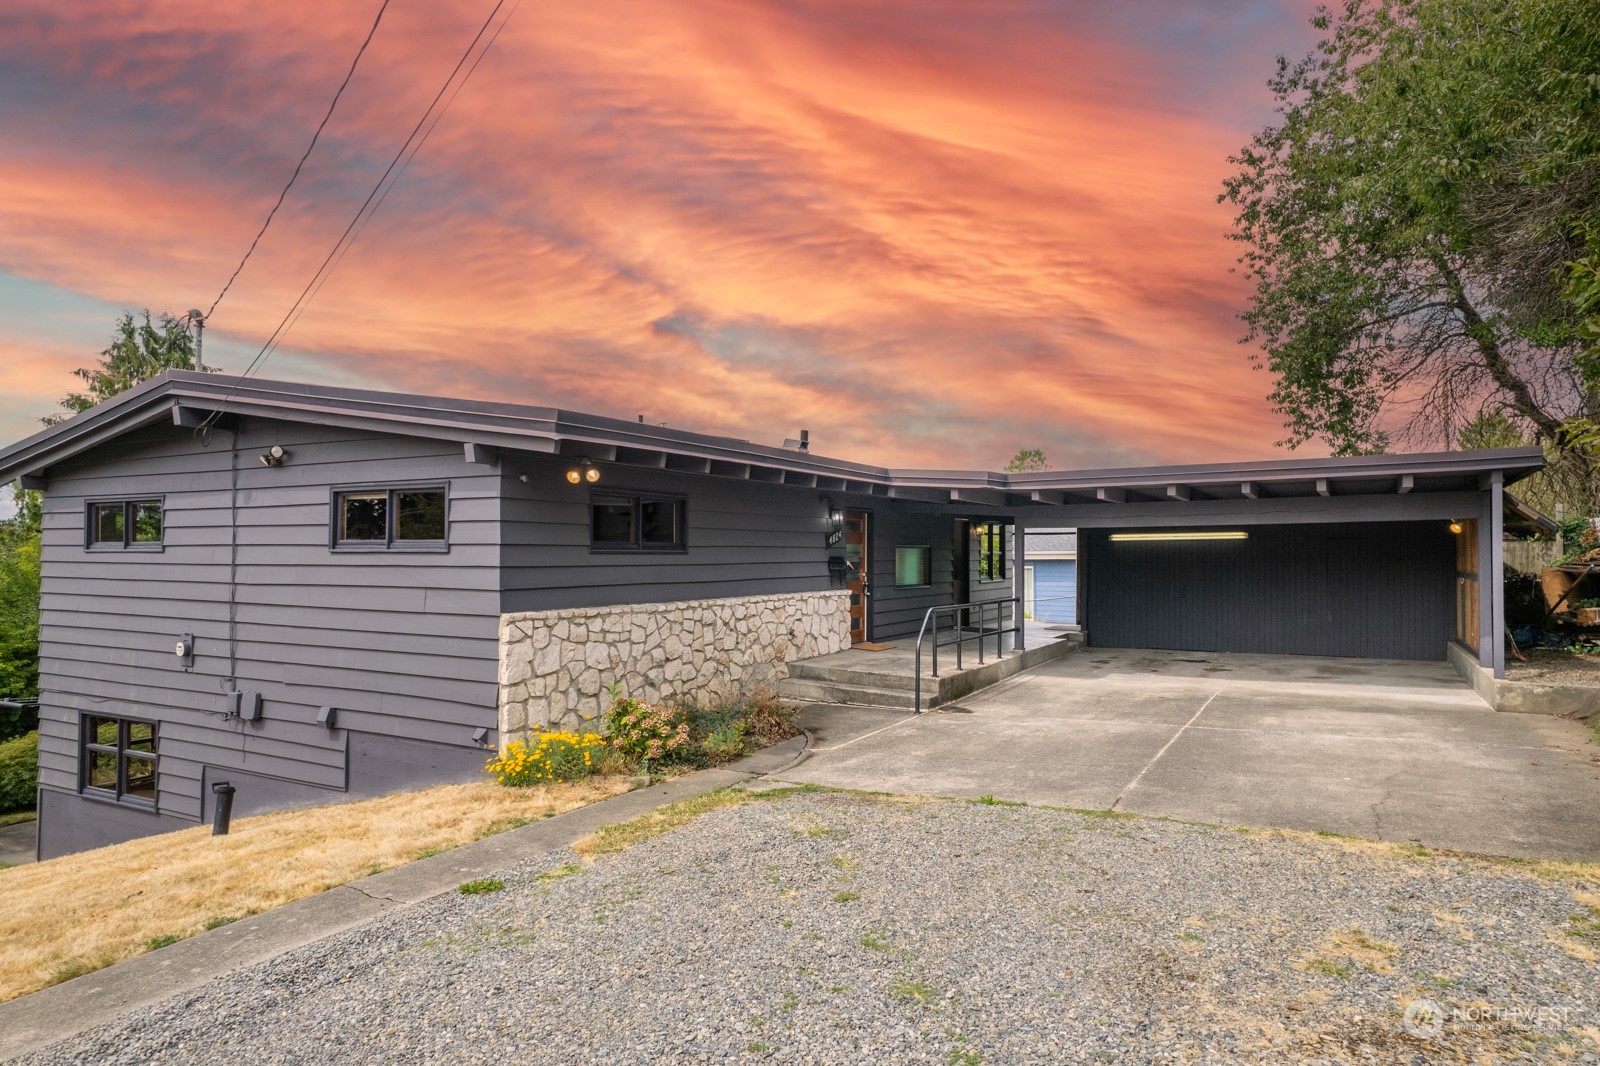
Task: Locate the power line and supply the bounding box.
[262,0,524,368]
[198,0,512,435]
[206,0,393,321]
[200,0,517,435]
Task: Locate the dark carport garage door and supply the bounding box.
[1079,520,1455,661]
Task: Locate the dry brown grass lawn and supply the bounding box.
[0,777,632,1003]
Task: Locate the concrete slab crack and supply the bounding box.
[1370,787,1391,838]
[344,884,402,905]
[1111,684,1227,810]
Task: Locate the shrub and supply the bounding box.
[680,689,800,766]
[0,730,38,812]
[604,690,690,764]
[737,689,799,744]
[485,732,605,786]
[703,721,748,762]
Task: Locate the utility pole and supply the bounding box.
[186,309,205,370]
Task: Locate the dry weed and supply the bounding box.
[0,777,630,1002]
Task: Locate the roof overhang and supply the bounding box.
[0,372,1549,506]
[1504,491,1561,540]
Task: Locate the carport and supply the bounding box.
[1007,448,1547,679]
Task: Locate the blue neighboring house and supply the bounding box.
[1025,528,1076,624]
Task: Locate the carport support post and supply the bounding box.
[1476,471,1506,678]
[1013,519,1026,651]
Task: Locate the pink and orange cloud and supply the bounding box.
[0,0,1319,469]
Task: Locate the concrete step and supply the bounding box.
[782,634,1083,711]
[785,660,920,690]
[776,677,921,710]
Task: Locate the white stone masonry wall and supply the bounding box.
[498,590,851,741]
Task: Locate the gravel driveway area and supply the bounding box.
[18,787,1600,1065]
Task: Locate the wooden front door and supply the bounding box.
[844,510,870,644]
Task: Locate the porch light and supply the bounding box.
[825,501,844,546]
[1449,520,1463,534]
[1109,531,1248,542]
[566,459,600,485]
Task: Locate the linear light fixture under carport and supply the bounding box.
[1108,531,1248,542]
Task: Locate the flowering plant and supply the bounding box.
[603,688,690,763]
[486,731,606,786]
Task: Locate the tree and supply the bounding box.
[1005,448,1049,473]
[48,310,212,425]
[0,509,39,705]
[1457,411,1528,451]
[1221,0,1600,504]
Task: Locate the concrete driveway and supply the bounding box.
[782,647,1600,861]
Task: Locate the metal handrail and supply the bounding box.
[912,597,1024,714]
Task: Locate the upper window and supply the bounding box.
[82,715,158,806]
[591,492,685,551]
[977,522,1008,581]
[333,487,447,549]
[87,499,163,550]
[895,545,931,588]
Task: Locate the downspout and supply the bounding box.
[227,429,241,709]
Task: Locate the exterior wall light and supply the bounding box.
[825,503,844,546]
[259,445,287,467]
[1449,520,1463,534]
[1108,531,1249,542]
[565,459,600,484]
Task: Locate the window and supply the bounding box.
[977,522,1008,581]
[591,492,685,551]
[895,545,931,587]
[333,487,447,549]
[87,499,163,549]
[82,715,158,806]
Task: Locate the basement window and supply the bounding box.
[81,715,158,807]
[333,487,448,550]
[86,499,163,550]
[591,492,686,551]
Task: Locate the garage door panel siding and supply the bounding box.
[1084,522,1453,661]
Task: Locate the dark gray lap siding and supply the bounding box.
[36,420,502,850]
[498,456,836,611]
[499,461,1017,643]
[865,510,1017,642]
[1081,521,1454,661]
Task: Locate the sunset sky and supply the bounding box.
[0,0,1322,475]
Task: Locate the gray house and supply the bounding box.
[0,372,1546,858]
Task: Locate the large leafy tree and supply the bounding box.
[1221,0,1600,504]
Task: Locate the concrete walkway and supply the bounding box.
[0,818,35,866]
[780,647,1600,861]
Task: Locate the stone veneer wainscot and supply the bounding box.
[498,590,851,739]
